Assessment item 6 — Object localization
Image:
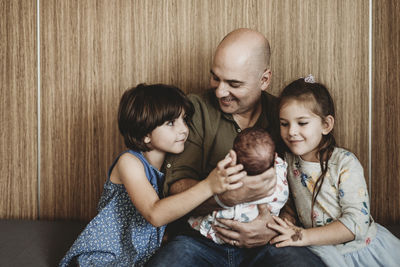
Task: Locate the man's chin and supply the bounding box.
[219,105,236,114]
[218,102,237,114]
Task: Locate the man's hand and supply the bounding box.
[213,204,277,248]
[218,166,277,207]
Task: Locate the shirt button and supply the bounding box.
[237,128,242,133]
[166,163,171,168]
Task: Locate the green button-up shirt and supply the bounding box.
[163,89,282,195]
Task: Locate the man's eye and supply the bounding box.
[212,75,220,82]
[229,83,240,88]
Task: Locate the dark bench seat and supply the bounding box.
[0,220,87,267]
[0,220,399,267]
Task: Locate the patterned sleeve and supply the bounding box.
[337,152,371,241]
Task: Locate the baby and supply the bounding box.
[188,127,289,244]
[234,127,276,175]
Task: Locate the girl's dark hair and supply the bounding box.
[278,78,336,226]
[118,83,194,152]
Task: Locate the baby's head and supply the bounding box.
[118,83,194,151]
[233,127,275,175]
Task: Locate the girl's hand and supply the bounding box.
[208,150,245,194]
[268,216,307,247]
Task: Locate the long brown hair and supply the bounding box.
[279,78,336,226]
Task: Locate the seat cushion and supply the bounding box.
[0,219,398,266]
[0,220,86,267]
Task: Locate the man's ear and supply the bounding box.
[260,69,272,91]
[322,115,335,135]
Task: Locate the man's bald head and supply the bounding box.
[210,28,272,115]
[216,28,271,71]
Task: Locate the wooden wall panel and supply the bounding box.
[0,0,37,219]
[40,0,125,220]
[268,1,370,178]
[40,0,369,221]
[372,0,400,225]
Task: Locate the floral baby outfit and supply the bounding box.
[188,157,288,244]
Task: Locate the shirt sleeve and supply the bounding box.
[163,94,209,195]
[336,152,371,241]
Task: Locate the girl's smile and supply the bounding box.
[145,111,189,155]
[279,100,331,162]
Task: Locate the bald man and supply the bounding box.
[147,29,325,267]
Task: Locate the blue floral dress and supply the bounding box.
[59,150,166,267]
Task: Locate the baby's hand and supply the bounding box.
[268,216,306,247]
[208,151,245,194]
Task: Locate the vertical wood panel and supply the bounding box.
[372,0,400,224]
[0,0,37,219]
[264,0,370,184]
[41,0,369,221]
[41,0,124,220]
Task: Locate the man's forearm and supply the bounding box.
[218,171,275,206]
[169,178,222,215]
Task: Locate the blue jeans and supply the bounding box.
[147,235,326,267]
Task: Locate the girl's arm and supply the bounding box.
[268,216,354,247]
[116,153,244,227]
[270,152,370,247]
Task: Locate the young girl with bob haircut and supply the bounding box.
[269,75,400,266]
[60,84,244,267]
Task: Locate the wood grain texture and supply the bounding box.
[40,0,369,220]
[0,0,37,219]
[372,0,400,225]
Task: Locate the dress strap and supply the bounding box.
[107,150,164,188]
[107,150,131,180]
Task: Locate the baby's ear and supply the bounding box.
[322,115,335,135]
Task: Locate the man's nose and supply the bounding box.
[215,82,229,98]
